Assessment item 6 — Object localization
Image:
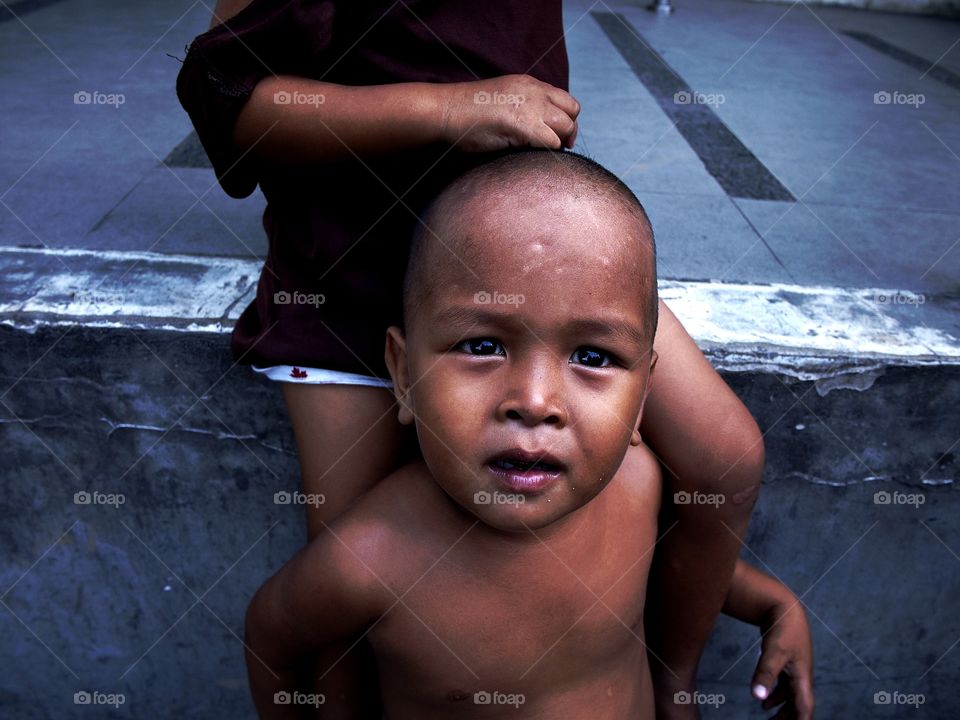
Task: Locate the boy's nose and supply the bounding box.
[496,360,567,428]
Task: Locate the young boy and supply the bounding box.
[243,151,813,719]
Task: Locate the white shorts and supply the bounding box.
[252,365,394,388]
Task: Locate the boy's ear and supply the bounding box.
[630,349,658,446]
[384,326,415,426]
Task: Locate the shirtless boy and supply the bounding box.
[244,150,814,719]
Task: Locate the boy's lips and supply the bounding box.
[484,448,566,493]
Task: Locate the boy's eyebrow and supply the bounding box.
[564,317,649,349]
[433,306,511,331]
[434,306,648,348]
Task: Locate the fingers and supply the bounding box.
[760,673,815,720]
[539,107,578,150]
[549,88,581,119]
[768,704,796,720]
[793,674,815,720]
[761,679,790,710]
[752,647,788,702]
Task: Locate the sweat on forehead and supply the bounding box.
[403,149,657,329]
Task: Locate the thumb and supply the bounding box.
[751,646,787,701]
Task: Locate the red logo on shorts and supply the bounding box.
[290,367,308,379]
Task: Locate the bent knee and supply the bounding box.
[709,409,764,505]
[673,407,764,506]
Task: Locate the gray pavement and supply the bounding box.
[2,0,958,292]
[2,1,959,719]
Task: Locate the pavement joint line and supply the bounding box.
[0,246,956,379]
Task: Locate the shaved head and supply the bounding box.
[403,149,657,342]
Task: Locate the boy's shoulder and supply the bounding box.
[317,460,466,596]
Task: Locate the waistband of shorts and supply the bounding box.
[251,365,394,388]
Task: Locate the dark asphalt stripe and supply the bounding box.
[592,11,794,202]
[0,0,70,24]
[843,31,960,91]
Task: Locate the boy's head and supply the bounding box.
[386,150,658,533]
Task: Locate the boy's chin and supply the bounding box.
[469,499,577,534]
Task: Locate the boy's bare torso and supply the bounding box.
[331,443,662,719]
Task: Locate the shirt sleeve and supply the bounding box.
[175,0,337,199]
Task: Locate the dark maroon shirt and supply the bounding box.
[177,0,568,378]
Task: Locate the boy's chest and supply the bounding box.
[369,531,655,696]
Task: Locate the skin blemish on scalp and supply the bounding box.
[446,689,470,702]
[521,242,547,274]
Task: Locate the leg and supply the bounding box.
[282,383,417,539]
[281,384,416,719]
[642,301,764,504]
[641,301,764,712]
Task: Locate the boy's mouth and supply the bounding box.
[484,449,566,493]
[491,457,561,472]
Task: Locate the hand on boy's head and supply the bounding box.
[442,74,581,153]
[386,150,657,533]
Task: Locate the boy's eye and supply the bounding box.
[570,347,613,368]
[458,338,505,356]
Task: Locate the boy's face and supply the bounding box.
[386,188,656,533]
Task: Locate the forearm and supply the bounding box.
[233,77,450,164]
[723,560,796,625]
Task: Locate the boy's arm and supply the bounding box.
[244,530,383,719]
[723,560,815,719]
